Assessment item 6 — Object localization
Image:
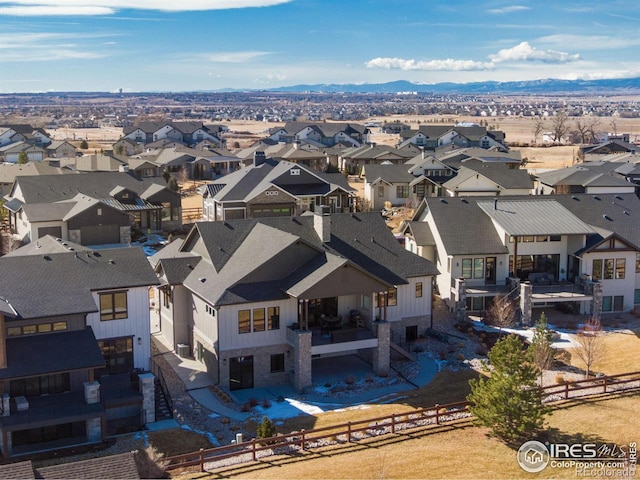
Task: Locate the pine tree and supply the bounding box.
[17,151,28,164]
[468,334,550,444]
[530,312,555,384]
[256,416,277,440]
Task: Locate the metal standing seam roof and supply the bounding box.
[476,198,596,235]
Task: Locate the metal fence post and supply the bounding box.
[199,448,204,472]
[435,404,440,425]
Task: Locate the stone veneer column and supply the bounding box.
[291,330,312,393]
[372,321,390,377]
[454,278,467,322]
[591,282,603,320]
[138,373,156,424]
[1,393,9,417]
[520,282,532,326]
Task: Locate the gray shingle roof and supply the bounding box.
[36,451,140,479]
[536,161,635,188]
[3,234,88,256]
[174,212,438,306]
[0,247,159,319]
[12,171,169,204]
[445,164,533,190]
[362,164,415,184]
[420,198,510,256]
[0,327,105,380]
[0,461,36,479]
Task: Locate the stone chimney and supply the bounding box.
[253,151,266,167]
[314,205,331,243]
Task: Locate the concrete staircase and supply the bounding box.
[154,378,173,421]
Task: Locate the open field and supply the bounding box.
[47,114,640,170]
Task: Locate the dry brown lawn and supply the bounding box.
[568,326,640,376]
[171,392,639,480]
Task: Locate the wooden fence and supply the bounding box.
[163,370,640,473]
[182,207,202,222]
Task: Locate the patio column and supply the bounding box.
[454,278,467,323]
[291,330,312,392]
[372,321,390,377]
[590,282,603,320]
[520,282,533,326]
[139,372,155,424]
[377,291,384,321]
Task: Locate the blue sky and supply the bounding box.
[1,0,640,93]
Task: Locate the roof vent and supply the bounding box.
[43,255,51,261]
[593,195,601,201]
[571,196,579,201]
[603,214,613,221]
[461,199,468,204]
[199,277,206,283]
[109,259,115,264]
[615,195,623,200]
[624,211,630,216]
[439,198,448,204]
[187,263,194,269]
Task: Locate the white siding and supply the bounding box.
[87,286,151,370]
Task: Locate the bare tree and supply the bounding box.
[532,116,545,144]
[551,110,571,143]
[610,119,618,136]
[486,295,516,332]
[530,312,555,385]
[573,317,605,379]
[574,118,590,144]
[586,117,601,144]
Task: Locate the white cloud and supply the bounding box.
[203,51,273,63]
[0,5,113,15]
[0,0,292,16]
[365,57,493,71]
[488,5,530,14]
[489,41,581,63]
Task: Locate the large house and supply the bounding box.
[535,161,637,195]
[0,239,159,457]
[398,125,507,151]
[267,122,370,148]
[3,171,181,246]
[405,194,640,323]
[122,121,225,148]
[337,144,415,174]
[200,155,356,221]
[150,210,438,392]
[361,163,418,210]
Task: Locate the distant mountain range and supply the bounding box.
[240,77,640,95]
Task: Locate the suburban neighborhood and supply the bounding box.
[1,93,640,478]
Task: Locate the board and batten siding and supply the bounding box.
[87,286,151,370]
[191,295,218,348]
[217,299,297,352]
[384,278,432,322]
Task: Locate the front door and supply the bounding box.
[485,257,496,285]
[229,356,254,391]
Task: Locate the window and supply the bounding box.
[253,308,265,332]
[376,288,397,307]
[636,253,640,273]
[377,186,384,197]
[6,321,67,337]
[396,185,409,198]
[415,282,423,298]
[522,236,535,243]
[473,258,484,279]
[387,287,397,306]
[615,258,626,279]
[550,235,561,242]
[635,289,640,305]
[162,288,171,307]
[270,354,285,373]
[98,337,133,375]
[100,291,128,321]
[604,259,614,280]
[238,310,251,334]
[268,306,280,330]
[462,258,472,279]
[447,257,452,273]
[22,325,36,335]
[594,258,625,280]
[161,202,174,221]
[536,236,548,242]
[592,259,603,280]
[10,373,70,398]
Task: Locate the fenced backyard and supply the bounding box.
[163,370,640,473]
